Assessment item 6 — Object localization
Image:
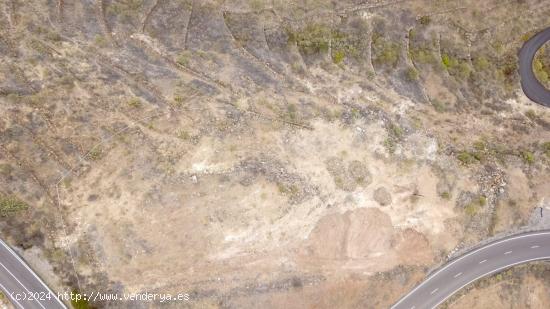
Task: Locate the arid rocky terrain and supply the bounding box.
[0,0,549,308]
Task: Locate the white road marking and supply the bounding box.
[431,255,550,309]
[479,259,487,264]
[410,306,415,309]
[0,261,46,309]
[454,272,463,278]
[0,281,24,309]
[430,288,439,295]
[0,240,65,307]
[391,231,550,308]
[504,251,512,255]
[531,245,540,249]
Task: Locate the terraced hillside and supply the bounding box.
[0,0,549,308]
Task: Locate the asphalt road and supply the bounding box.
[519,27,550,107]
[391,231,550,309]
[0,239,66,309]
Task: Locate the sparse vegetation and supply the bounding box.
[107,0,143,23]
[543,142,550,158]
[533,47,550,86]
[277,182,299,198]
[411,47,437,65]
[286,22,361,62]
[176,130,190,140]
[419,15,431,26]
[87,147,103,161]
[285,104,298,121]
[0,195,28,216]
[127,97,141,108]
[431,99,446,112]
[473,56,490,71]
[0,164,13,176]
[405,67,419,81]
[4,2,550,307]
[478,195,487,206]
[94,35,108,47]
[287,23,333,55]
[464,202,478,216]
[384,123,404,154]
[70,289,92,309]
[457,151,477,165]
[384,138,397,154]
[525,109,537,120]
[442,53,471,79]
[520,149,535,165]
[332,50,345,64]
[464,195,486,216]
[373,35,401,67]
[389,123,404,139]
[176,52,190,66]
[173,95,185,106]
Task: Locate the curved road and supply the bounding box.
[519,27,550,107]
[0,239,66,309]
[393,27,550,309]
[391,231,550,309]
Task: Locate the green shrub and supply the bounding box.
[471,140,488,161]
[374,38,400,67]
[441,54,455,69]
[287,24,333,55]
[406,67,419,81]
[533,57,550,85]
[70,290,92,309]
[176,130,190,140]
[411,48,437,64]
[456,62,472,79]
[127,97,141,108]
[0,164,13,176]
[94,35,108,47]
[249,0,264,10]
[107,0,143,22]
[286,104,298,121]
[542,142,550,158]
[431,99,446,112]
[389,123,404,139]
[0,195,28,216]
[87,147,102,161]
[173,95,185,106]
[441,53,471,78]
[527,110,540,122]
[384,138,397,154]
[520,150,535,164]
[332,50,345,64]
[521,32,534,42]
[464,202,478,216]
[473,140,486,152]
[464,195,486,216]
[474,56,490,71]
[457,151,477,165]
[176,52,190,66]
[478,195,487,206]
[419,16,431,26]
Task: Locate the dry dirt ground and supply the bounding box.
[0,0,549,308]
